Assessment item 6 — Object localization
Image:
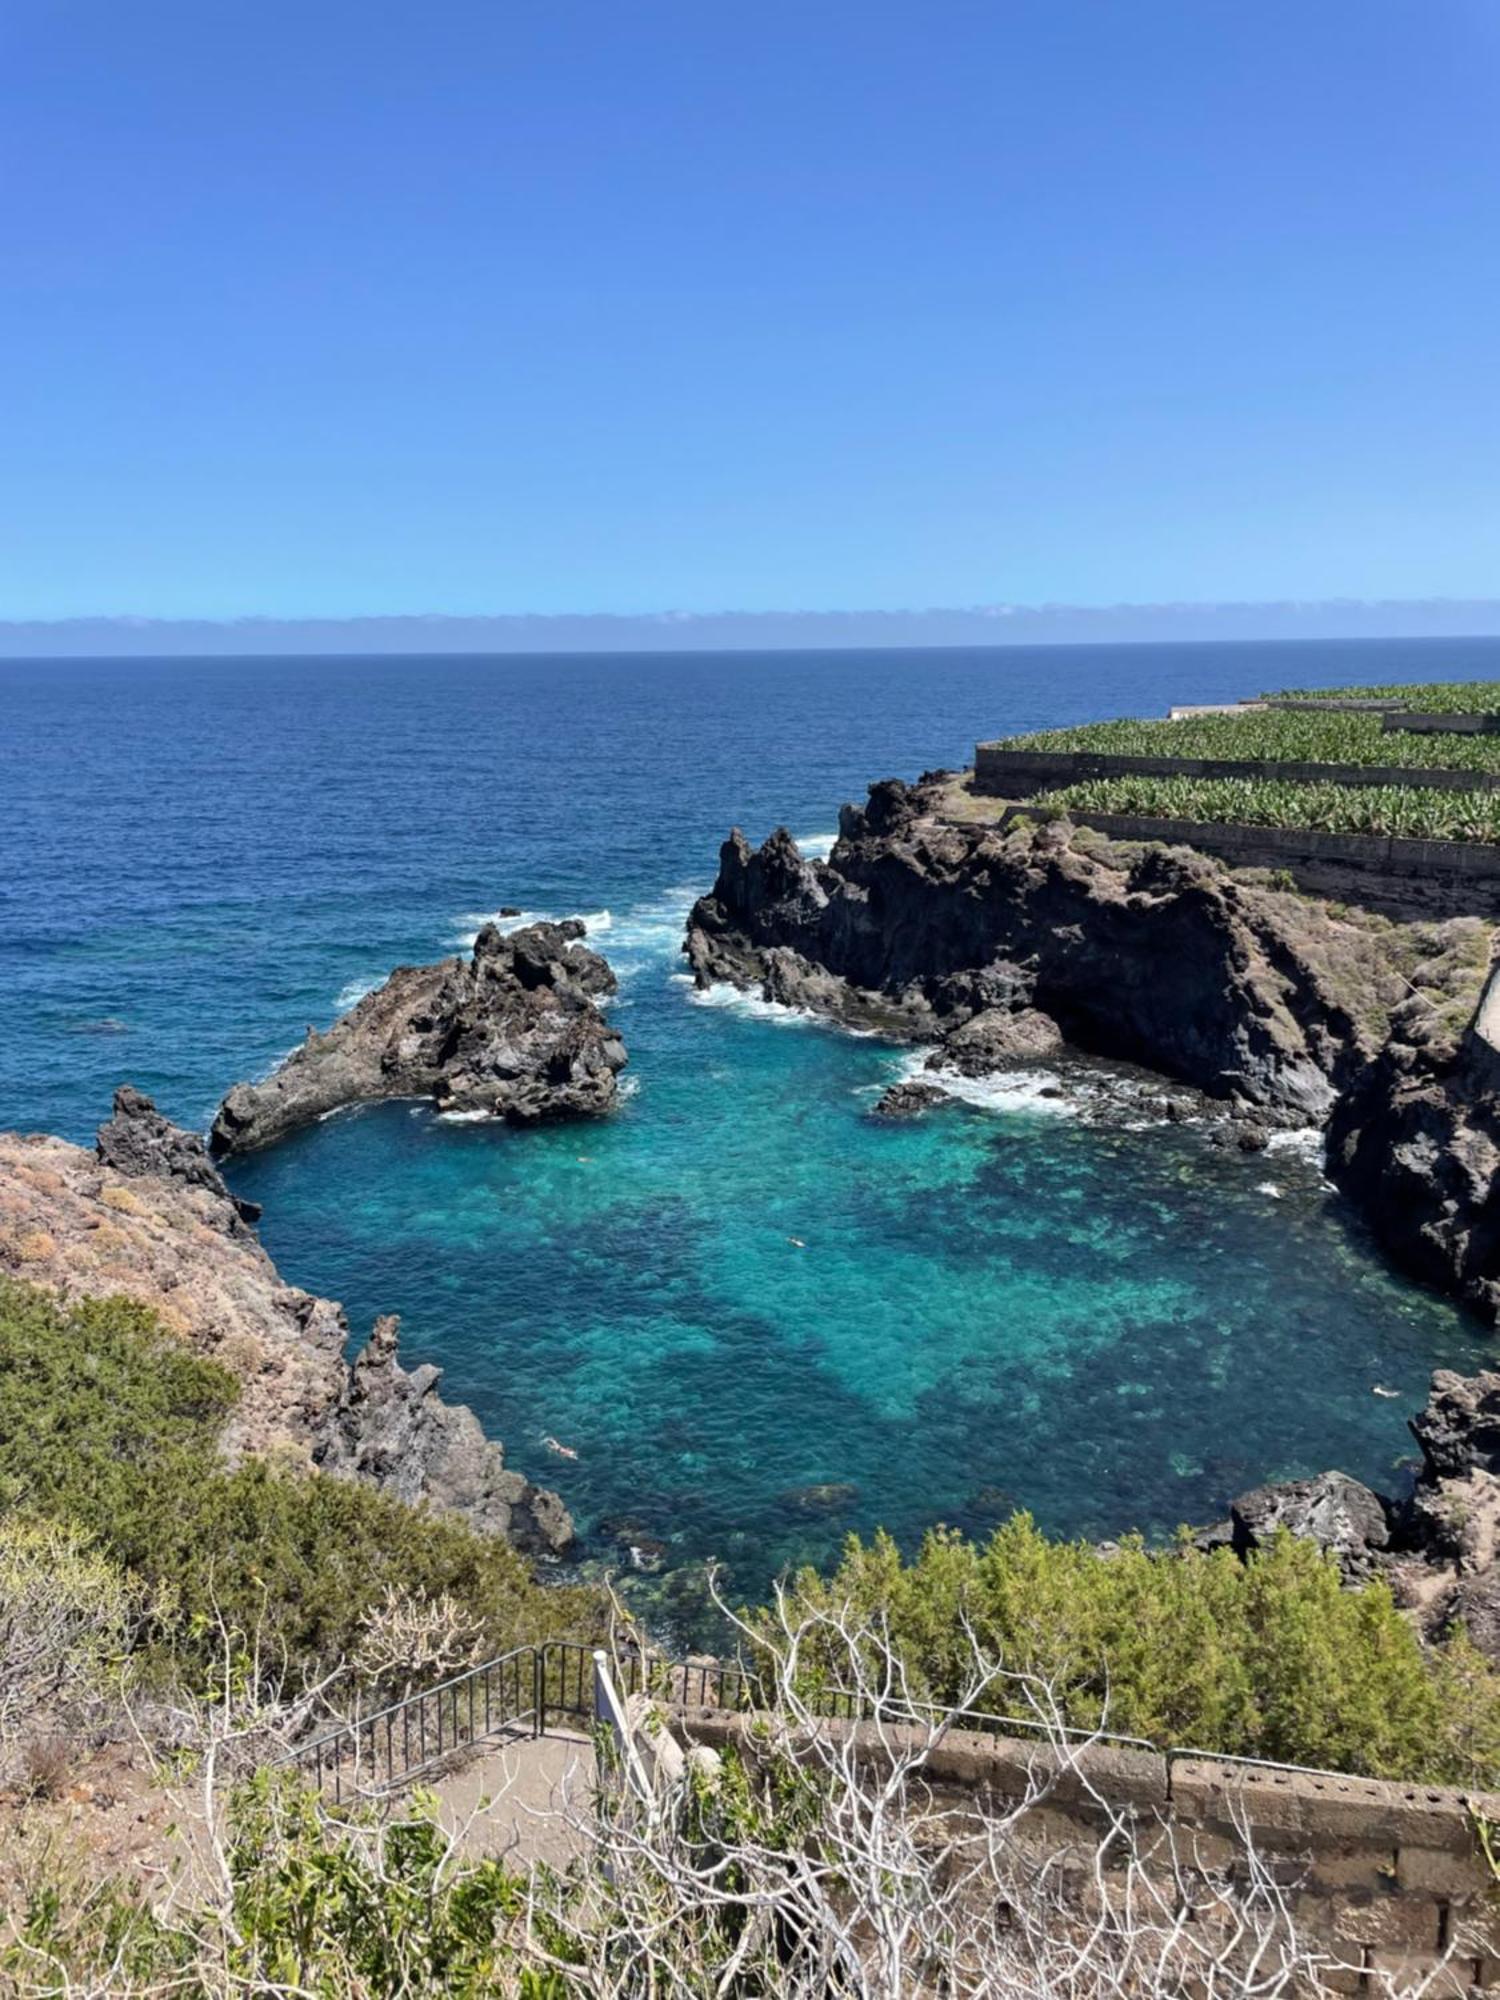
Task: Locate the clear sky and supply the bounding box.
[2,0,1497,620]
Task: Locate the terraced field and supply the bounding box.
[990,707,1500,771]
[1032,775,1500,845]
[1258,680,1500,714]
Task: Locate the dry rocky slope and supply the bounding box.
[686,774,1500,1651]
[0,1086,573,1555]
[212,918,627,1156]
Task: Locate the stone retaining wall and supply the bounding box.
[672,1709,1500,1991]
[993,805,1500,917]
[1391,713,1500,737]
[973,744,1499,796]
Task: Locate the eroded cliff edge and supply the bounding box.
[211,919,627,1156]
[685,773,1500,1320]
[0,1086,573,1555]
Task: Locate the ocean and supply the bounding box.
[4,637,1497,1630]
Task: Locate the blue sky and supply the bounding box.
[1,1,1497,619]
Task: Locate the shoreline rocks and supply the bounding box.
[686,774,1497,1317]
[0,1087,574,1556]
[1228,1371,1500,1661]
[211,920,628,1157]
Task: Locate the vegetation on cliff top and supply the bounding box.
[1030,773,1500,844]
[1259,680,1500,715]
[0,1277,598,1682]
[759,1519,1500,1786]
[992,704,1500,770]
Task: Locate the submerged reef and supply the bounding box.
[211,918,627,1156]
[687,772,1500,1322]
[0,1086,573,1555]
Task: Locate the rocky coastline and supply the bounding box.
[1218,1372,1500,1660]
[679,769,1500,1647]
[686,772,1500,1318]
[211,918,627,1156]
[0,1086,573,1556]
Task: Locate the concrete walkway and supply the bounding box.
[433,1727,596,1870]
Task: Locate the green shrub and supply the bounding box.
[758,1515,1500,1785]
[0,1280,597,1679]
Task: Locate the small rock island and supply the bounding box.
[211,918,628,1156]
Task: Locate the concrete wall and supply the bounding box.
[973,744,1500,796]
[1393,714,1500,737]
[994,805,1500,918]
[673,1709,1500,1991]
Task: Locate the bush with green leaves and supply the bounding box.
[2,1774,567,1996]
[757,1515,1500,1785]
[0,1278,597,1682]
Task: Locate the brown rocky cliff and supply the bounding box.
[0,1088,573,1555]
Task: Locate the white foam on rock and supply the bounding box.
[895,1049,1077,1118]
[1264,1125,1326,1165]
[796,830,839,861]
[447,908,612,950]
[333,976,379,1012]
[687,982,824,1028]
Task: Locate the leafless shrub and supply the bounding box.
[351,1582,485,1702]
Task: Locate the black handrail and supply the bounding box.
[283,1639,1381,1806]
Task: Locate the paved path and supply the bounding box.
[433,1727,596,1870]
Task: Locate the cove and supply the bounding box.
[4,644,1496,1638]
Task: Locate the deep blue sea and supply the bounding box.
[5,638,1498,1628]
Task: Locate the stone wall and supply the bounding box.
[672,1709,1500,1991]
[1395,714,1500,737]
[973,744,1499,796]
[992,804,1500,918]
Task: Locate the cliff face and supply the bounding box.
[0,1088,573,1555]
[211,919,627,1156]
[686,776,1497,1314]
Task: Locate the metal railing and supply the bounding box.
[284,1641,763,1804]
[284,1639,1385,1808]
[291,1644,541,1804]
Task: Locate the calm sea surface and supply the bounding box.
[4,639,1497,1626]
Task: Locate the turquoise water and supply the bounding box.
[3,641,1496,1624]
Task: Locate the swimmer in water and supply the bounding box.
[541,1435,580,1460]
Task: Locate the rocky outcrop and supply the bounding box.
[872,1079,949,1118]
[318,1314,574,1554]
[1326,1004,1500,1323]
[211,920,627,1156]
[0,1089,573,1555]
[1218,1373,1500,1659]
[97,1083,263,1235]
[687,775,1496,1309]
[1230,1471,1391,1582]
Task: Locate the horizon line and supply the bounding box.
[4,598,1500,659]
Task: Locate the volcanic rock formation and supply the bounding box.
[686,774,1499,1315]
[211,919,627,1156]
